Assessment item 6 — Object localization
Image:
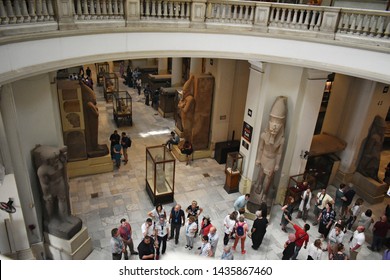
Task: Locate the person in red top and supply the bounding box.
[118,218,138,259]
[284,214,310,260]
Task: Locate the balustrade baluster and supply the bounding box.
[302,9,309,30]
[220,4,225,22]
[274,8,280,27]
[362,14,370,35]
[214,3,219,21]
[28,0,37,22]
[315,10,322,31]
[279,8,286,28]
[348,14,356,34]
[96,0,102,19]
[244,5,249,23]
[206,2,211,19]
[180,2,185,18]
[20,0,30,22]
[89,0,96,19]
[186,1,190,19]
[376,16,384,38]
[144,0,150,18]
[162,1,167,17]
[14,0,23,23]
[36,0,44,22]
[309,10,316,31]
[102,0,108,19]
[370,16,378,37]
[249,5,254,23]
[297,9,304,29]
[5,0,15,23]
[47,0,54,20]
[384,21,390,39]
[81,0,88,19]
[107,0,113,18]
[156,0,161,18]
[0,0,9,24]
[113,0,119,18]
[75,0,82,20]
[168,1,173,18]
[119,0,124,18]
[42,0,49,20]
[150,0,155,17]
[285,8,292,28]
[291,9,298,29]
[354,14,363,34]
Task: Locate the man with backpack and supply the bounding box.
[121,132,132,164]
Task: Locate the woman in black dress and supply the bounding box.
[318,202,336,239]
[250,210,268,250]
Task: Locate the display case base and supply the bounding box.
[146,180,174,206]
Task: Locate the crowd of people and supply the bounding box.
[110,184,390,260]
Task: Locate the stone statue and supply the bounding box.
[357,115,386,182]
[80,81,109,158]
[247,96,287,213]
[32,145,82,240]
[177,75,195,141]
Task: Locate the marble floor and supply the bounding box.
[68,64,388,260]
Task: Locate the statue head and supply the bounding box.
[268,96,287,136]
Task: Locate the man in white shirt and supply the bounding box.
[208,226,219,257]
[349,225,365,260]
[313,188,334,226]
[141,218,154,239]
[154,216,170,259]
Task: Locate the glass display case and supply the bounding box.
[103,73,118,102]
[146,145,175,205]
[284,173,316,209]
[96,62,109,86]
[224,152,243,193]
[113,91,132,127]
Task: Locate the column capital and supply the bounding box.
[248,60,265,73]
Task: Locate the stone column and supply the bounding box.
[171,57,183,87]
[158,58,169,74]
[239,61,266,195]
[190,58,202,75]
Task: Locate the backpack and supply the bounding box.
[236,222,245,237]
[126,137,132,148]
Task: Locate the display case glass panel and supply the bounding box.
[113,91,132,127]
[146,145,175,205]
[224,152,243,193]
[96,62,109,86]
[103,73,118,102]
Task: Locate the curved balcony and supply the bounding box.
[0,0,389,84]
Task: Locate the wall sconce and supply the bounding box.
[300,150,309,160]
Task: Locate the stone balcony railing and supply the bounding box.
[0,0,389,50]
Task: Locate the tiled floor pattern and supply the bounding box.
[69,64,388,260]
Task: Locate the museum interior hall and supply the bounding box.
[0,0,389,261]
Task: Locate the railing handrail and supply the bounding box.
[0,0,389,51]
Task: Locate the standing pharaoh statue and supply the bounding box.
[247,96,287,213]
[177,75,195,141]
[32,145,82,240]
[357,115,386,182]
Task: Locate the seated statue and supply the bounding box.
[32,145,82,240]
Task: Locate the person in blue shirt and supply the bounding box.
[165,131,180,151]
[233,194,250,211]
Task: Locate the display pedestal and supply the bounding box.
[67,154,113,178]
[352,172,387,204]
[44,226,92,260]
[224,170,240,193]
[171,144,212,162]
